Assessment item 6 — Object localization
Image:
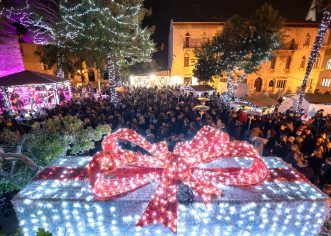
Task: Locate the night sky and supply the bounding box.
[143,0,313,69]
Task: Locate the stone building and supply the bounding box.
[168,19,331,96]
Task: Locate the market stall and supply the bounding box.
[278,94,331,116]
[0,70,71,114]
[184,85,215,97]
[231,95,278,115]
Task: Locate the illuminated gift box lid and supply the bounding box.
[13,156,327,202]
[12,156,330,236]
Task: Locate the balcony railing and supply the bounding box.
[183,38,207,48]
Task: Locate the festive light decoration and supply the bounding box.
[1,0,154,97]
[87,126,269,232]
[297,10,331,112]
[193,4,283,103]
[13,154,330,235]
[107,52,119,106]
[0,1,58,45]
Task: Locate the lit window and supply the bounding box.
[326,59,331,70]
[322,78,331,87]
[276,80,286,89]
[300,56,306,68]
[184,54,189,67]
[185,33,190,47]
[269,80,274,87]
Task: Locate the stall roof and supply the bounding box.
[245,95,278,108]
[304,93,331,104]
[0,70,67,87]
[186,85,215,91]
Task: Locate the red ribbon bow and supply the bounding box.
[87,126,268,233]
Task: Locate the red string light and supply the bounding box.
[87,126,269,233]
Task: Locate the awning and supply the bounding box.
[0,70,67,87]
[304,93,331,104]
[245,95,278,108]
[186,85,215,92]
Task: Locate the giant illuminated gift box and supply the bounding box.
[12,126,330,236]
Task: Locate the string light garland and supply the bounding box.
[107,52,119,106]
[1,0,154,96]
[194,6,283,103]
[87,126,269,232]
[297,10,331,112]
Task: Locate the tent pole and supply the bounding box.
[54,83,59,105]
[2,87,11,110]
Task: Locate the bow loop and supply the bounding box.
[88,126,269,233]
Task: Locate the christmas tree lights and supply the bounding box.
[1,0,154,97]
[193,4,283,103]
[297,10,331,112]
[107,52,119,106]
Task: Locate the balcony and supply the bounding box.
[183,38,206,48]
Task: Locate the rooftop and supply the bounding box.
[186,85,215,91]
[245,95,279,108]
[171,19,323,28]
[304,93,331,104]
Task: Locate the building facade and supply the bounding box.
[168,19,331,96]
[0,38,107,86]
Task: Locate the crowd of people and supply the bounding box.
[0,85,331,194]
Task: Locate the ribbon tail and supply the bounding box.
[136,181,178,233]
[186,173,222,206]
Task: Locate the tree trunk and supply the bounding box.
[107,52,119,106]
[297,10,331,112]
[225,71,234,105]
[1,87,11,109]
[56,53,65,78]
[0,146,40,178]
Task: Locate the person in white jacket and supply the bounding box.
[249,127,268,156]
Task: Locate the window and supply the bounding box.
[326,59,331,69]
[304,33,311,46]
[88,69,95,81]
[184,77,192,85]
[185,33,190,47]
[314,54,320,68]
[269,80,275,87]
[276,80,287,89]
[322,78,331,87]
[103,71,108,80]
[202,32,207,43]
[270,57,276,69]
[300,56,306,68]
[184,54,189,67]
[285,56,292,69]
